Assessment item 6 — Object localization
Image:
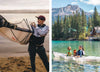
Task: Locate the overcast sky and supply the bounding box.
[0,0,49,10]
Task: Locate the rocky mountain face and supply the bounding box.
[52,4,92,23]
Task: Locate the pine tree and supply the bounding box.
[60,17,64,38]
[56,15,62,39]
[87,17,92,36]
[77,12,82,39]
[93,6,99,26]
[52,21,57,39]
[64,16,70,39]
[63,16,67,39]
[80,10,87,39]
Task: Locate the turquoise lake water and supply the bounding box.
[52,41,100,72]
[52,41,100,56]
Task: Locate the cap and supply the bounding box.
[36,15,46,21]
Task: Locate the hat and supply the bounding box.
[36,15,46,21]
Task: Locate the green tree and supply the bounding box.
[63,15,67,39]
[52,21,58,39]
[87,17,92,36]
[60,17,64,38]
[79,10,87,39]
[93,6,99,26]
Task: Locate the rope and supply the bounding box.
[10,29,21,42]
[12,19,24,24]
[9,19,32,44]
[26,19,31,30]
[20,33,31,43]
[23,19,31,30]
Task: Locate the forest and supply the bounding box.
[52,7,100,40]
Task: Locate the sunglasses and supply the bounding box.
[38,18,45,21]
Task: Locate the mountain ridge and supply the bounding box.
[52,4,94,23]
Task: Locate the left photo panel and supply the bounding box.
[0,0,49,72]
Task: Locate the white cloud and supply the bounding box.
[89,10,94,12]
[71,2,78,5]
[0,0,49,10]
[80,0,83,2]
[80,0,100,5]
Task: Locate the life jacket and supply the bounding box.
[68,50,72,56]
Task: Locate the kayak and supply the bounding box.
[53,52,100,63]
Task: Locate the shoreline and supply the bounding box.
[0,9,49,14]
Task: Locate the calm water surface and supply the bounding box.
[52,41,100,72]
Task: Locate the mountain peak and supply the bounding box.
[52,4,92,23]
[66,4,79,7]
[66,4,79,10]
[52,4,82,16]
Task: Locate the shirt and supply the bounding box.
[31,24,49,37]
[77,50,83,57]
[67,50,72,56]
[29,24,49,45]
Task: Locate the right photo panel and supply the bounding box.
[52,0,100,72]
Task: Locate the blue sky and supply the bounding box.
[52,0,100,13]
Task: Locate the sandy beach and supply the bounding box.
[0,55,49,72]
[0,13,49,72]
[0,33,49,72]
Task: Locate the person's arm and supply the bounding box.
[7,23,33,33]
[15,27,32,33]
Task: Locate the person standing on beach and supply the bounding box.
[29,15,49,72]
[0,15,49,72]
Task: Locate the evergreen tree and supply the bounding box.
[80,10,87,39]
[77,12,82,39]
[65,16,70,39]
[93,6,99,26]
[52,21,58,39]
[97,16,100,26]
[60,17,64,38]
[87,17,92,36]
[56,15,60,39]
[63,15,67,39]
[52,7,100,40]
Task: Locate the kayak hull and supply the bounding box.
[53,52,100,62]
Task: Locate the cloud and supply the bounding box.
[80,0,83,2]
[89,10,94,12]
[80,0,100,5]
[71,2,78,5]
[0,0,49,10]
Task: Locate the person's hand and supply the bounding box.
[31,22,36,28]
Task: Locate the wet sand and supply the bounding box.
[0,35,49,72]
[0,55,49,72]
